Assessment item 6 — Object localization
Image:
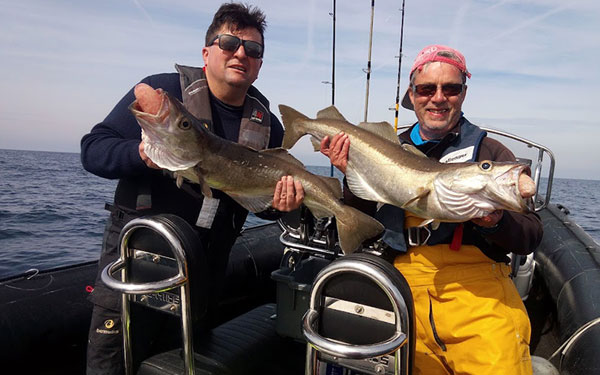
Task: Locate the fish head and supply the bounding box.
[434,160,534,218]
[129,88,209,171]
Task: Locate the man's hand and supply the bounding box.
[272,175,304,212]
[320,132,350,174]
[471,210,503,228]
[139,141,160,169]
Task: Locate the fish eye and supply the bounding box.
[179,119,191,130]
[479,161,492,170]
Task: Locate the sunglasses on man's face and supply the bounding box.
[412,83,465,97]
[208,34,264,59]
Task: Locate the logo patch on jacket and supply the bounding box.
[250,109,264,123]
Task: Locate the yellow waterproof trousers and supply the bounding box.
[393,244,532,375]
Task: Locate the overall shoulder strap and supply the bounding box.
[439,118,487,163]
[175,64,214,132]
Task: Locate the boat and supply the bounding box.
[1,126,599,374]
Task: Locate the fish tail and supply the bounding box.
[279,104,308,149]
[335,206,384,254]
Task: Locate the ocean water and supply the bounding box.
[1,149,598,279]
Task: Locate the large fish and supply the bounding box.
[278,104,536,227]
[129,84,384,254]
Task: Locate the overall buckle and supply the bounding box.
[406,226,431,246]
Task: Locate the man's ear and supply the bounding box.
[202,47,210,66]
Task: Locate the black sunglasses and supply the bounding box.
[208,34,264,59]
[412,83,465,97]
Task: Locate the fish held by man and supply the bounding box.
[129,83,384,254]
[279,104,536,228]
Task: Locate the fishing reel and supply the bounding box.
[277,205,342,263]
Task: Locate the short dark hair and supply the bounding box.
[205,3,267,46]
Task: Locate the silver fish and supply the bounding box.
[279,104,534,227]
[129,86,384,254]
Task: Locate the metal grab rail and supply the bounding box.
[101,217,195,375]
[303,309,407,359]
[303,257,412,374]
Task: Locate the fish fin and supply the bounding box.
[200,181,213,198]
[175,174,184,188]
[402,144,428,158]
[316,106,347,121]
[229,194,273,213]
[401,188,431,209]
[260,148,306,168]
[310,136,321,151]
[358,121,399,144]
[345,167,386,202]
[335,206,385,254]
[186,167,213,198]
[279,105,308,149]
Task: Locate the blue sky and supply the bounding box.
[1,0,598,180]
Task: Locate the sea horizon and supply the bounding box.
[1,148,598,182]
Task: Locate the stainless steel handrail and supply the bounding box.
[303,258,411,374]
[101,217,195,375]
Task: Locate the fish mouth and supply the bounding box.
[129,94,199,171]
[496,164,534,212]
[130,91,169,124]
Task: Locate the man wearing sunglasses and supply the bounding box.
[81,3,303,374]
[322,45,543,374]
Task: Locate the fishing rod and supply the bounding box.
[331,0,336,107]
[330,0,336,177]
[363,0,375,122]
[393,0,406,132]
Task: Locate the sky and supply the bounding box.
[1,0,599,180]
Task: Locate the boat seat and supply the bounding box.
[137,303,305,375]
[509,252,535,300]
[531,355,559,375]
[303,253,416,375]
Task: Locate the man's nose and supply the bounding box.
[431,86,446,101]
[232,44,247,58]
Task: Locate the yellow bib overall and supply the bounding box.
[393,214,532,375]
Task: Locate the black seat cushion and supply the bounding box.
[137,304,305,375]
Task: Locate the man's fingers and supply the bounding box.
[320,136,331,156]
[273,180,283,205]
[329,132,344,150]
[293,179,304,204]
[340,136,350,157]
